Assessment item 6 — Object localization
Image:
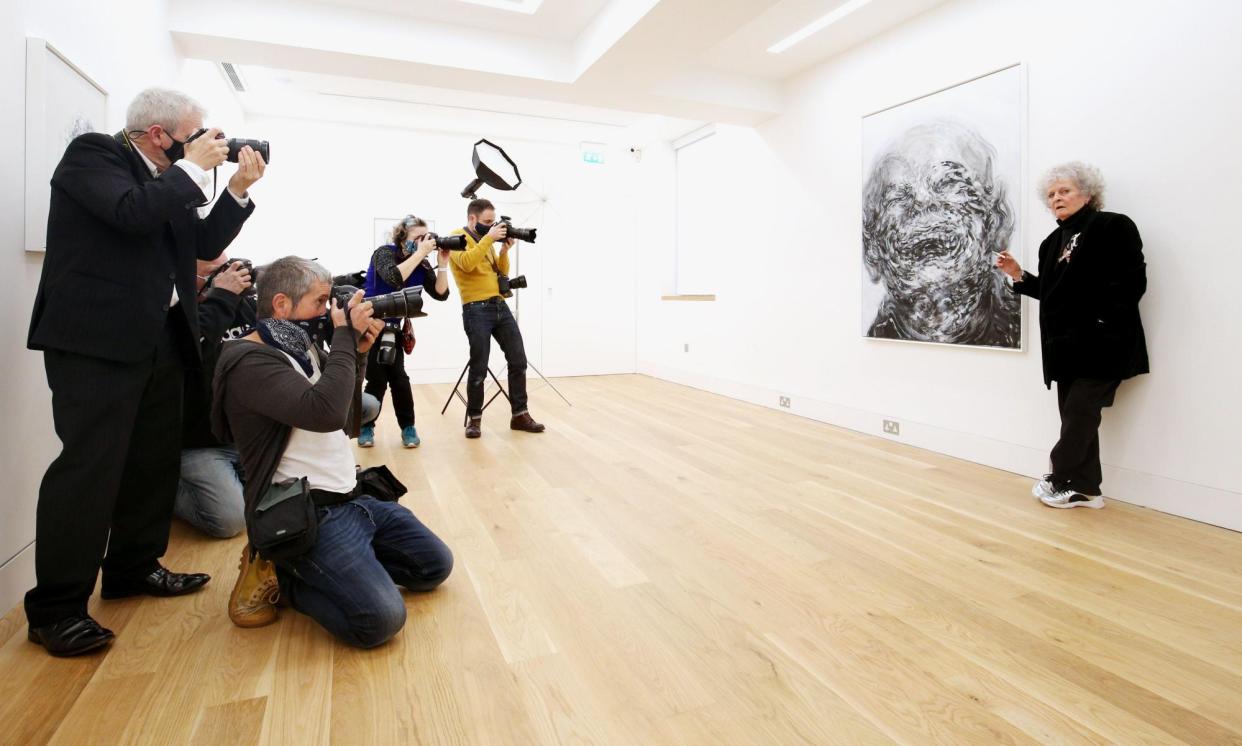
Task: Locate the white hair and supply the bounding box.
[1037,161,1106,210]
[125,87,205,132]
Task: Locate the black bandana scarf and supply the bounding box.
[256,318,313,377]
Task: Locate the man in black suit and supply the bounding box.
[25,87,266,656]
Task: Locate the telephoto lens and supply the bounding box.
[428,233,467,251]
[367,286,427,319]
[227,138,270,163]
[507,275,528,290]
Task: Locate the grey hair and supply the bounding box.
[125,87,205,132]
[1038,161,1106,210]
[256,256,334,318]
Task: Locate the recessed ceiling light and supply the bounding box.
[456,0,545,13]
[767,0,874,54]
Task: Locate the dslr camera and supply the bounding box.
[494,215,536,244]
[497,274,527,298]
[332,285,425,366]
[424,232,467,252]
[186,128,271,163]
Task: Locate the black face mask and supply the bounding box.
[163,127,209,164]
[474,222,492,237]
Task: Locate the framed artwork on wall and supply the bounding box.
[25,38,108,253]
[373,216,437,252]
[861,64,1025,350]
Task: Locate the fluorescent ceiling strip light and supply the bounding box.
[456,0,545,13]
[766,0,874,54]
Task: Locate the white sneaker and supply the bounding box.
[1041,490,1105,509]
[1031,475,1056,500]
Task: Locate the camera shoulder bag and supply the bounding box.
[355,465,408,503]
[250,476,318,561]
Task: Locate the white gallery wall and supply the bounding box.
[633,0,1242,530]
[226,115,637,382]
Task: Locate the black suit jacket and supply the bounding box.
[28,131,255,364]
[1013,208,1149,387]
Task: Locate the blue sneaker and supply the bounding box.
[358,425,374,448]
[401,426,421,448]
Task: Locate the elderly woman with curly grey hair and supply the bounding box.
[996,162,1148,509]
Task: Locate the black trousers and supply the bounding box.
[462,299,528,418]
[1050,377,1120,497]
[363,340,414,429]
[24,309,189,626]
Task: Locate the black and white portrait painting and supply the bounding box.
[861,66,1022,349]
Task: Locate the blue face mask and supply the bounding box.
[402,239,415,256]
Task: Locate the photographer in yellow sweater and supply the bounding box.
[448,199,545,439]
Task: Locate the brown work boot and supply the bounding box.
[465,417,482,439]
[228,544,280,628]
[510,412,546,433]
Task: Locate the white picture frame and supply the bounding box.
[25,38,109,253]
[860,63,1027,351]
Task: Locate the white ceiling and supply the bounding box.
[310,0,612,40]
[170,0,948,132]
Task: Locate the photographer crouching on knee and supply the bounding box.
[212,257,453,645]
[25,87,263,656]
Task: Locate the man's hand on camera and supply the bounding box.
[487,223,508,242]
[184,128,228,171]
[357,319,384,354]
[501,236,516,254]
[211,261,252,296]
[228,146,266,198]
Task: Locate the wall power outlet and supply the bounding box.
[883,419,900,436]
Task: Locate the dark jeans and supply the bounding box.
[363,339,414,428]
[26,310,187,626]
[462,299,528,418]
[1051,377,1121,496]
[275,495,453,648]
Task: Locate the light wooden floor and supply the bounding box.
[2,374,1241,745]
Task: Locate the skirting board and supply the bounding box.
[638,362,1242,534]
[0,542,34,624]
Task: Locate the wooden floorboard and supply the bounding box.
[1,374,1240,745]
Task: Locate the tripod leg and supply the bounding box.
[441,363,470,416]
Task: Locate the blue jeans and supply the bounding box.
[275,496,453,648]
[174,446,246,538]
[463,299,528,417]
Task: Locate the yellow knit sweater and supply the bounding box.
[448,228,511,304]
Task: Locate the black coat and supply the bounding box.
[28,131,255,364]
[1013,207,1149,387]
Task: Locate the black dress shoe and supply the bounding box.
[28,615,114,657]
[100,566,211,599]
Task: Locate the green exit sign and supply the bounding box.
[582,151,604,164]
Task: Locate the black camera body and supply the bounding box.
[497,215,536,243]
[497,274,528,298]
[203,258,259,297]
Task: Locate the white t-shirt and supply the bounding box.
[271,351,358,494]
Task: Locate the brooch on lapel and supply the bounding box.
[1058,232,1081,264]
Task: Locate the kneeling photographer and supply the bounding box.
[174,255,256,539]
[359,216,451,449]
[448,199,545,439]
[212,256,453,645]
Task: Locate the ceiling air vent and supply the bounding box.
[220,62,246,93]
